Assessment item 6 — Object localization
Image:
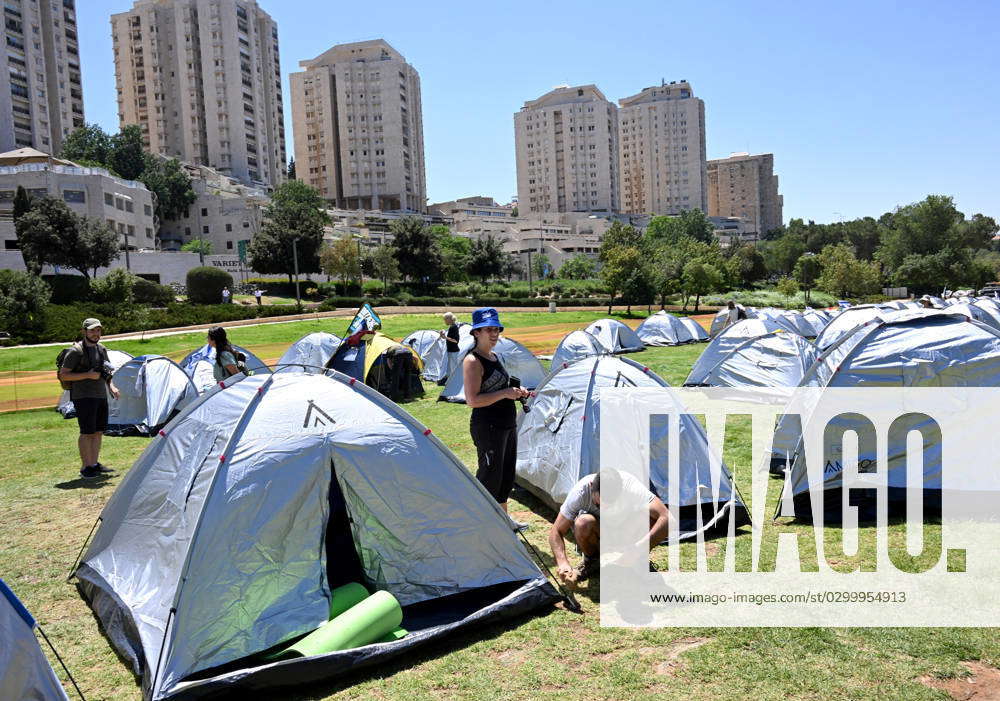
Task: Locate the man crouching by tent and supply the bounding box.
[549,470,671,585]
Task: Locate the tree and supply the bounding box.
[793,253,821,304]
[776,276,800,307]
[74,218,121,278]
[648,244,685,309]
[602,221,644,253]
[760,231,806,276]
[645,210,714,246]
[0,270,50,338]
[366,244,401,293]
[510,206,518,218]
[502,253,523,282]
[600,246,647,313]
[389,216,442,283]
[682,260,723,312]
[15,197,79,275]
[139,154,197,223]
[468,234,506,282]
[817,243,881,298]
[531,252,553,280]
[727,243,768,287]
[181,239,212,255]
[60,123,112,166]
[12,186,32,223]
[248,180,329,282]
[286,157,296,180]
[320,236,362,286]
[438,233,472,282]
[558,254,596,280]
[109,125,145,180]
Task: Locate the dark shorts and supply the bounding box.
[470,421,517,504]
[74,397,108,435]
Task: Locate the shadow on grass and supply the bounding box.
[55,474,113,490]
[277,605,558,701]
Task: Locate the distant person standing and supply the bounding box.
[254,287,263,306]
[462,307,530,530]
[58,318,120,479]
[221,286,231,304]
[439,312,461,381]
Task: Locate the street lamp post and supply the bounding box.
[292,237,301,310]
[123,229,131,271]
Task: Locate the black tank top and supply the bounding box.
[470,351,515,427]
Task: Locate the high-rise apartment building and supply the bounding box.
[0,0,84,154]
[290,39,426,212]
[111,0,286,188]
[514,85,619,215]
[618,81,706,216]
[707,152,783,235]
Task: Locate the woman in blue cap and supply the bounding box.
[462,307,530,528]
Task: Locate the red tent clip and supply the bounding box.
[581,415,586,421]
[218,455,226,462]
[643,366,649,373]
[257,386,264,393]
[349,377,357,386]
[423,428,432,436]
[158,430,166,437]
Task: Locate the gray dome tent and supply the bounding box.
[801,309,833,337]
[515,355,750,538]
[439,335,546,403]
[776,310,817,338]
[686,318,798,389]
[945,302,1000,332]
[678,316,709,342]
[74,369,558,700]
[106,355,202,436]
[0,578,71,700]
[583,318,645,353]
[813,304,892,350]
[635,311,698,346]
[401,329,448,381]
[57,348,133,418]
[684,330,819,388]
[710,305,757,337]
[550,329,608,368]
[769,310,1000,520]
[277,331,342,372]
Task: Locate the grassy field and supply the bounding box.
[1,319,996,700]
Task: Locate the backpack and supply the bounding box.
[56,342,108,390]
[233,350,252,376]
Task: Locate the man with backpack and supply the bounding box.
[57,318,120,479]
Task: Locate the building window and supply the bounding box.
[202,225,209,234]
[201,207,208,216]
[63,190,86,203]
[225,223,232,232]
[226,240,233,249]
[144,204,152,216]
[125,200,134,212]
[115,198,124,210]
[145,228,153,239]
[4,240,20,250]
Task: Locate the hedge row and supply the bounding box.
[31,303,309,343]
[317,296,613,311]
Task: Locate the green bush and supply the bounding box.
[133,277,175,306]
[187,266,234,304]
[90,268,136,305]
[0,270,51,339]
[375,297,400,306]
[41,274,90,304]
[362,279,385,296]
[245,277,320,298]
[317,296,367,311]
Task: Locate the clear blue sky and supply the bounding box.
[79,0,998,224]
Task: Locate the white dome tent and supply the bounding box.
[106,355,203,436]
[515,355,750,539]
[401,330,449,381]
[635,311,698,346]
[684,330,819,388]
[686,318,802,388]
[550,329,608,368]
[768,310,1000,520]
[277,332,343,373]
[582,318,645,353]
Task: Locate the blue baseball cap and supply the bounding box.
[471,307,504,331]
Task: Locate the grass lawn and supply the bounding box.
[1,321,995,699]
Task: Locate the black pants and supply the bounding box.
[470,422,517,504]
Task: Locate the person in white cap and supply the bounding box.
[58,318,120,479]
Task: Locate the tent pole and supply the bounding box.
[514,529,582,614]
[66,516,101,582]
[37,624,86,700]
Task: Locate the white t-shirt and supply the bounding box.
[559,472,656,521]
